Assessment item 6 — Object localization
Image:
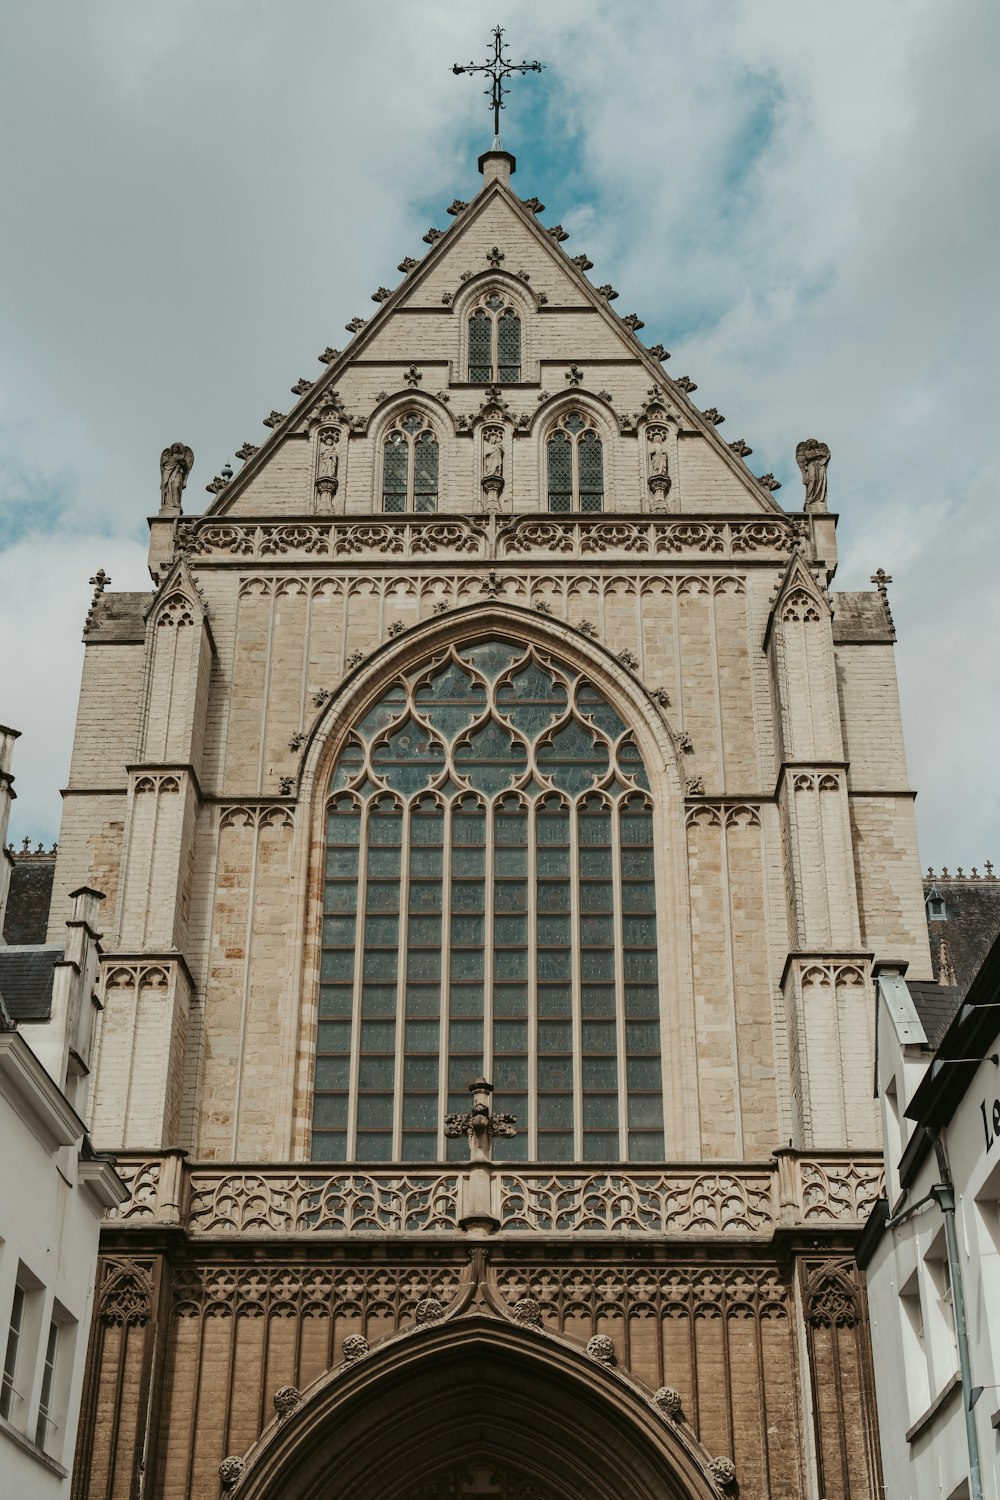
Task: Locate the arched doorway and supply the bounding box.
[237,1319,718,1500]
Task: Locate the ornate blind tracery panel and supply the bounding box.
[468,290,521,383]
[314,637,663,1164]
[382,413,439,513]
[546,412,604,513]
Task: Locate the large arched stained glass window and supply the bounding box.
[314,638,664,1165]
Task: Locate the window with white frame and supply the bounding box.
[34,1319,58,1449]
[468,290,521,383]
[0,1283,25,1422]
[312,636,665,1165]
[382,413,439,513]
[546,412,604,512]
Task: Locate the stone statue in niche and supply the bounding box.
[480,427,506,513]
[795,438,830,511]
[315,427,341,512]
[159,443,194,513]
[646,426,672,511]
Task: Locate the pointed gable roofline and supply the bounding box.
[206,161,784,518]
[763,548,833,650]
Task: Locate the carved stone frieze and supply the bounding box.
[171,1263,463,1322]
[186,1169,461,1234]
[494,1264,789,1326]
[497,1169,775,1234]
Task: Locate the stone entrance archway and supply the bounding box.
[234,1317,722,1500]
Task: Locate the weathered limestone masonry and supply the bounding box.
[61,154,929,1498]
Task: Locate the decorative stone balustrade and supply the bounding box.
[104,1151,882,1238]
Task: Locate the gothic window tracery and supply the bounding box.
[468,290,521,383]
[314,637,664,1165]
[382,413,439,513]
[546,412,604,512]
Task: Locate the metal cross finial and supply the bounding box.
[452,26,544,148]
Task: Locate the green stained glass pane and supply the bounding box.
[538,1133,574,1160]
[537,915,571,945]
[536,813,570,845]
[405,1020,439,1052]
[578,813,611,846]
[403,1133,438,1161]
[413,434,438,507]
[493,985,527,1017]
[451,846,485,876]
[538,1056,574,1089]
[578,430,603,504]
[362,986,396,1018]
[469,309,492,381]
[537,1095,573,1128]
[582,1021,617,1053]
[407,950,441,981]
[547,432,572,511]
[383,433,408,506]
[493,1130,527,1162]
[363,950,397,981]
[495,817,527,848]
[327,808,362,840]
[537,880,570,911]
[493,948,528,980]
[620,848,654,879]
[579,915,614,946]
[410,883,442,913]
[626,1021,660,1053]
[360,1020,394,1053]
[627,1057,661,1090]
[494,915,528,945]
[584,1132,617,1160]
[311,1131,347,1161]
[404,1055,438,1088]
[625,986,659,1018]
[449,1020,483,1052]
[454,720,526,793]
[576,683,626,741]
[356,687,407,741]
[494,848,528,878]
[312,1094,348,1128]
[618,741,650,790]
[315,1056,350,1089]
[583,1094,618,1129]
[624,950,658,982]
[363,915,397,945]
[582,985,616,1017]
[449,985,483,1017]
[451,881,485,913]
[409,849,443,878]
[582,1057,617,1090]
[621,882,656,914]
[403,1095,438,1129]
[368,812,403,846]
[367,846,401,873]
[579,849,612,879]
[457,639,522,681]
[451,914,485,945]
[405,985,438,1016]
[450,949,484,981]
[538,1021,572,1053]
[496,662,567,736]
[628,1095,664,1128]
[323,915,355,946]
[402,414,424,435]
[629,1132,664,1161]
[414,661,485,739]
[408,915,441,946]
[537,950,570,981]
[358,1057,394,1089]
[330,741,364,791]
[383,493,405,514]
[449,1059,483,1093]
[325,880,357,913]
[538,986,572,1017]
[581,950,614,981]
[326,848,359,878]
[317,1020,352,1053]
[410,812,444,846]
[356,1133,392,1161]
[564,413,585,434]
[620,810,654,845]
[373,721,445,792]
[494,1055,528,1090]
[538,720,608,792]
[497,309,520,381]
[623,917,657,947]
[322,951,354,981]
[320,985,353,1019]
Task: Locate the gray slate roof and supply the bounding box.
[906,980,963,1050]
[0,946,63,1022]
[3,857,55,943]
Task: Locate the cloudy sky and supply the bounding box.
[1,0,997,871]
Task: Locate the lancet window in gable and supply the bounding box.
[314,637,665,1166]
[468,289,521,383]
[546,411,604,513]
[382,413,439,513]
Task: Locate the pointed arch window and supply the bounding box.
[382,413,439,513]
[547,412,604,512]
[468,291,521,383]
[314,638,665,1165]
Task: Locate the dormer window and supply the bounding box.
[468,291,521,383]
[925,883,947,920]
[382,413,439,513]
[547,412,604,513]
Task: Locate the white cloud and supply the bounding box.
[0,0,996,868]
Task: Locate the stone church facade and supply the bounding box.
[59,150,932,1498]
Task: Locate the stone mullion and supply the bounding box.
[391,801,413,1160]
[231,815,261,1157]
[436,796,454,1160]
[527,796,538,1159]
[569,794,583,1160]
[670,585,684,731]
[708,584,726,791]
[610,793,628,1162]
[720,814,745,1158]
[484,794,496,1083]
[346,799,372,1162]
[255,587,277,797]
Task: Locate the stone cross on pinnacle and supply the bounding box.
[452,26,544,149]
